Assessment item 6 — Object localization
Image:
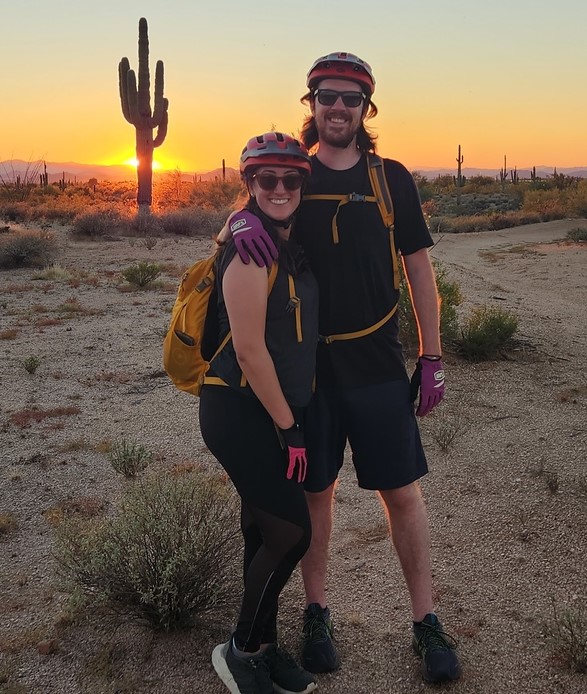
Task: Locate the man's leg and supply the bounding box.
[378,481,433,621]
[379,481,461,683]
[300,482,340,673]
[300,482,336,607]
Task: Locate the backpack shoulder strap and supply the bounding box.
[367,153,395,229]
[367,153,399,290]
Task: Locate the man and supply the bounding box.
[228,52,461,684]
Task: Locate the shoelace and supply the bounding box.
[303,613,332,641]
[415,621,458,653]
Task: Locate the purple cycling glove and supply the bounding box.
[410,356,445,417]
[277,423,308,483]
[230,210,278,268]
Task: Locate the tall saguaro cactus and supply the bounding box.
[118,17,168,214]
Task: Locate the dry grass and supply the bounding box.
[9,406,81,428]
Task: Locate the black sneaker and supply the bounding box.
[211,641,274,694]
[412,613,462,683]
[302,603,340,673]
[264,644,317,694]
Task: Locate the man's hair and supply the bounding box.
[299,91,379,153]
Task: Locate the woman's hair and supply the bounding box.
[299,92,378,153]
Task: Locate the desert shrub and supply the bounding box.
[521,189,568,220]
[399,261,462,351]
[159,206,230,237]
[108,440,152,478]
[128,212,164,238]
[456,305,518,361]
[121,261,161,288]
[71,209,128,238]
[567,227,587,242]
[22,355,41,374]
[0,511,18,536]
[547,602,587,673]
[55,469,242,630]
[0,202,29,222]
[0,232,57,269]
[567,180,587,217]
[426,406,470,452]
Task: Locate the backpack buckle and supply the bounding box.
[348,193,367,202]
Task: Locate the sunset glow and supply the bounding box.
[2,2,586,173]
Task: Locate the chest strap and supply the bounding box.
[319,303,398,344]
[302,192,377,244]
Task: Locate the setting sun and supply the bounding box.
[123,157,162,170]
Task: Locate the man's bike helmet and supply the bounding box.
[306,52,375,96]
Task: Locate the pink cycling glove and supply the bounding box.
[410,356,445,417]
[277,423,308,483]
[230,210,278,268]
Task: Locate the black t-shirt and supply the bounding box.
[294,154,432,388]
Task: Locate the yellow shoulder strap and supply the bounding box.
[367,154,400,290]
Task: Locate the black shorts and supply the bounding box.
[303,379,428,492]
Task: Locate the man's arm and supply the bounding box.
[402,248,445,417]
[402,248,441,356]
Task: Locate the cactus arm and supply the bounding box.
[151,60,165,126]
[153,104,168,147]
[118,58,133,124]
[124,69,138,125]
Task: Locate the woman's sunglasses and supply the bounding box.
[313,89,366,108]
[252,173,305,192]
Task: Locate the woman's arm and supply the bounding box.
[222,255,295,430]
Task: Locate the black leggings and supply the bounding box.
[199,385,311,652]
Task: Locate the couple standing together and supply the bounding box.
[199,52,461,694]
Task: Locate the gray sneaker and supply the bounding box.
[264,644,317,694]
[212,641,274,694]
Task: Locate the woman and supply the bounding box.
[199,132,319,694]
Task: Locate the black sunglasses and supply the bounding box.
[251,173,305,192]
[313,89,366,108]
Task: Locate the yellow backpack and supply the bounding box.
[163,252,277,396]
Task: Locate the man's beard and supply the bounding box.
[322,131,356,149]
[316,115,360,149]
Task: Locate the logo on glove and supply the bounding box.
[230,217,249,233]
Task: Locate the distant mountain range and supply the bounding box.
[0,159,234,184]
[1,159,586,183]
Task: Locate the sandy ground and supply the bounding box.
[0,219,586,694]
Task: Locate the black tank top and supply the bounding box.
[208,238,319,408]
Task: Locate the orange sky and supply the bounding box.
[2,2,586,173]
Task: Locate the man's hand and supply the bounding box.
[410,356,445,417]
[277,423,308,483]
[229,210,278,268]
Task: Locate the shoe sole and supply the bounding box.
[273,682,317,694]
[212,643,242,694]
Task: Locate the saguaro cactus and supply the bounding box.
[118,17,168,214]
[455,144,464,205]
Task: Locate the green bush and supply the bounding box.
[547,603,587,674]
[456,305,518,361]
[0,231,57,269]
[108,440,153,478]
[399,261,462,351]
[121,261,161,288]
[55,469,242,630]
[567,227,587,242]
[23,355,41,374]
